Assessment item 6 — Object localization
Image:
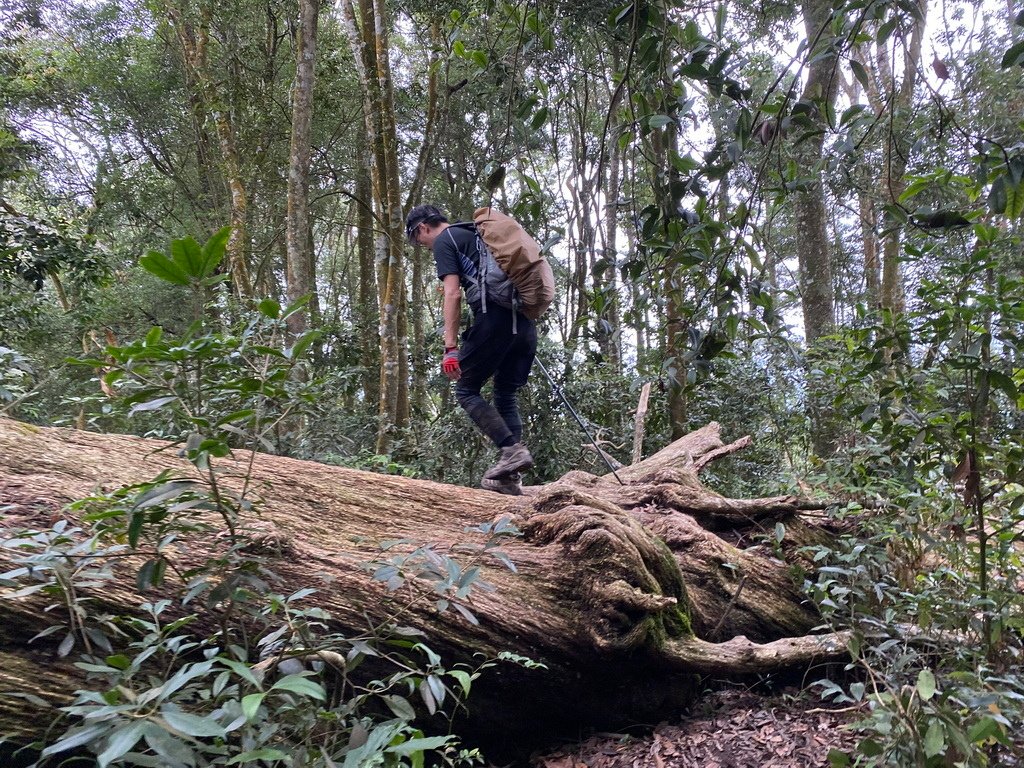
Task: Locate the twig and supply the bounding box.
[709,575,747,639]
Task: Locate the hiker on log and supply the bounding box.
[406,204,539,495]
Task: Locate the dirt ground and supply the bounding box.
[531,688,861,768]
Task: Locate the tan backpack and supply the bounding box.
[473,207,555,321]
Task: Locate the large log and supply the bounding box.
[0,418,846,755]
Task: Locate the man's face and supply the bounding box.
[414,222,438,249]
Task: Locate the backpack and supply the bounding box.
[472,207,555,321]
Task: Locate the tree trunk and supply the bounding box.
[793,0,838,344]
[879,0,926,316]
[166,0,254,299]
[341,0,408,451]
[354,142,380,407]
[284,0,321,337]
[0,419,848,756]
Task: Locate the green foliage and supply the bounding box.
[0,344,34,409]
[802,236,1024,765]
[0,211,104,291]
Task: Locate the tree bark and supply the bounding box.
[878,0,926,316]
[166,0,254,299]
[793,0,838,344]
[284,0,321,337]
[0,418,847,754]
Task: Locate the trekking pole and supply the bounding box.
[534,357,625,485]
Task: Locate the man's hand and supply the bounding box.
[442,348,461,381]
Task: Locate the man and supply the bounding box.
[405,204,536,495]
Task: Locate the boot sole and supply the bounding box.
[482,455,533,480]
[480,479,523,495]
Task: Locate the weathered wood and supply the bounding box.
[0,417,848,752]
[632,381,651,464]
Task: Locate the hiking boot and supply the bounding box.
[483,443,533,480]
[481,472,522,496]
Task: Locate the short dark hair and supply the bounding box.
[405,204,448,240]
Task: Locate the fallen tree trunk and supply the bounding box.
[0,418,846,754]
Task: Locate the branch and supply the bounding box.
[662,631,854,675]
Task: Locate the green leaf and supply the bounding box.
[448,669,472,696]
[128,396,177,414]
[140,251,190,285]
[382,694,416,720]
[171,236,205,278]
[200,226,230,277]
[41,723,110,757]
[1001,40,1024,68]
[989,370,1019,401]
[217,657,262,688]
[899,176,932,203]
[97,721,146,767]
[160,708,227,738]
[226,749,291,765]
[270,673,326,700]
[967,716,1000,743]
[241,692,265,721]
[471,50,488,69]
[850,60,870,91]
[386,735,453,756]
[288,330,322,360]
[530,106,549,130]
[137,558,166,590]
[648,114,674,129]
[923,720,945,757]
[280,294,310,320]
[1006,179,1024,219]
[917,668,936,700]
[989,176,1008,214]
[876,18,897,44]
[613,3,634,26]
[257,299,281,319]
[858,738,883,757]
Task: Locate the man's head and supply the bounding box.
[405,204,449,248]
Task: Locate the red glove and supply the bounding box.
[442,348,461,381]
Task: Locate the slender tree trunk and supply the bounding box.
[401,23,442,430]
[793,0,838,344]
[368,0,408,449]
[355,145,380,408]
[879,0,926,315]
[791,0,841,457]
[341,0,407,450]
[285,0,321,337]
[166,0,253,299]
[340,0,380,409]
[601,116,623,372]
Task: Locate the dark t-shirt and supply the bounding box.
[433,225,478,282]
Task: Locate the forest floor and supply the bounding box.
[531,687,860,768]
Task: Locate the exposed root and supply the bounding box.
[662,631,854,675]
[521,486,689,654]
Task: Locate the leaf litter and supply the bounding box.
[532,687,860,768]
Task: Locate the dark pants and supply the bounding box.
[455,305,537,448]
